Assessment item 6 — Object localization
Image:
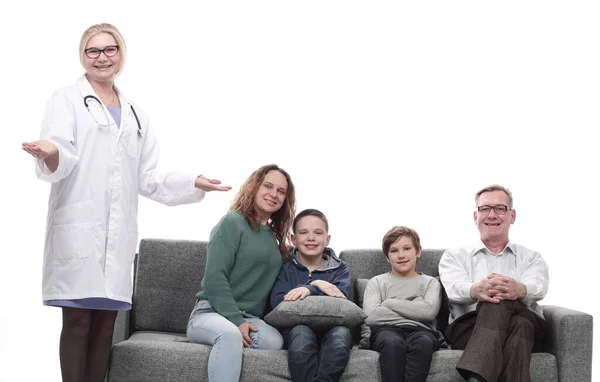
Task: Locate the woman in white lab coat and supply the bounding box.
[22,23,231,382]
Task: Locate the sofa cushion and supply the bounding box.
[108,332,558,382]
[108,331,382,381]
[133,239,208,333]
[264,296,367,329]
[424,350,558,382]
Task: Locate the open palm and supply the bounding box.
[22,140,58,160]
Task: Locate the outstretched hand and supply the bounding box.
[194,175,232,192]
[22,140,58,160]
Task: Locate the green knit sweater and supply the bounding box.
[196,211,283,326]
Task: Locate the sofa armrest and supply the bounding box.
[542,305,593,382]
[112,252,138,346]
[112,310,132,345]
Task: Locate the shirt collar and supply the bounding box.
[473,241,516,256]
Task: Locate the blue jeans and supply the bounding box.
[187,300,284,382]
[283,325,352,382]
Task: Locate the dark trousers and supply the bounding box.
[283,325,352,382]
[445,300,546,382]
[370,326,439,382]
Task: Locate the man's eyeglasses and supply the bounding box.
[477,205,511,215]
[85,45,119,59]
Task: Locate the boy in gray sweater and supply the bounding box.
[363,226,442,382]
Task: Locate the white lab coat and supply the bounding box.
[36,76,205,304]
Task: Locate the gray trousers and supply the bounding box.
[445,300,545,382]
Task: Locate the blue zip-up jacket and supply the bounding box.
[270,247,351,309]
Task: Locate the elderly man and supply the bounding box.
[439,185,549,382]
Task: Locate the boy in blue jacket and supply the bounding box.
[270,209,352,382]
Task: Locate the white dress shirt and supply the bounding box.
[439,242,549,324]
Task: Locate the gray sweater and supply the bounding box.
[363,273,442,332]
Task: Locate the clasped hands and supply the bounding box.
[470,273,527,303]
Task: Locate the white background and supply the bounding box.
[1,1,598,381]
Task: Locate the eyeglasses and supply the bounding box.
[477,205,511,215]
[85,45,119,59]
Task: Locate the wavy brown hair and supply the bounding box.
[230,164,296,258]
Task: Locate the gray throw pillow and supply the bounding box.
[355,278,372,348]
[264,296,367,330]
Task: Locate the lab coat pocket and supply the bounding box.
[53,222,96,260]
[52,200,97,260]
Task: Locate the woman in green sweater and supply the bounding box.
[187,164,296,382]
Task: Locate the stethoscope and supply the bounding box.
[84,95,143,136]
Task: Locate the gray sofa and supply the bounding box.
[108,239,593,381]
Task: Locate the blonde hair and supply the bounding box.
[79,23,127,76]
